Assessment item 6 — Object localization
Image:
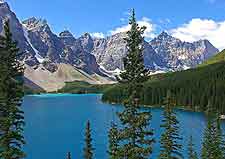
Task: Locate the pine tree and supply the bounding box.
[83,120,94,159]
[0,20,25,159]
[117,97,154,159]
[158,90,183,159]
[201,112,214,159]
[108,123,120,159]
[113,9,154,159]
[188,136,198,159]
[119,8,148,96]
[213,114,224,159]
[201,107,224,159]
[66,152,72,159]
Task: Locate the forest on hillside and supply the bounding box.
[102,61,225,114]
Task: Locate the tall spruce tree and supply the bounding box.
[158,90,183,159]
[119,8,148,96]
[188,136,198,159]
[108,123,120,159]
[201,112,214,159]
[112,9,154,159]
[213,114,224,159]
[201,107,224,159]
[83,120,94,159]
[0,20,25,159]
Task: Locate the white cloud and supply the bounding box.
[109,17,157,39]
[170,18,225,50]
[90,32,105,39]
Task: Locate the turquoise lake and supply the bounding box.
[22,94,225,159]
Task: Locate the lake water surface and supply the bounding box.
[22,94,225,159]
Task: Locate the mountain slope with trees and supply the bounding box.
[200,49,225,66]
[102,49,225,114]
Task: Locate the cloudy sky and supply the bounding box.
[6,0,225,50]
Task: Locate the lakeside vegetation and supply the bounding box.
[102,50,225,114]
[58,81,113,94]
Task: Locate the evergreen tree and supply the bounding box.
[83,120,94,159]
[158,90,183,159]
[113,9,154,159]
[201,107,224,159]
[0,20,25,159]
[117,96,154,159]
[66,152,71,159]
[213,114,224,159]
[188,136,198,159]
[201,112,214,159]
[119,8,148,96]
[108,123,120,159]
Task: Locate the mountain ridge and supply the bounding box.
[0,2,220,91]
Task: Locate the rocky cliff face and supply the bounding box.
[92,33,128,71]
[0,2,38,66]
[22,17,63,64]
[22,18,101,74]
[59,31,100,74]
[92,33,165,71]
[150,32,219,70]
[91,31,218,72]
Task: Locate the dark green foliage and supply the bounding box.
[111,9,154,159]
[119,9,148,85]
[103,60,225,114]
[58,81,113,94]
[107,123,120,159]
[188,136,198,159]
[201,105,224,159]
[66,152,71,159]
[83,120,94,159]
[116,96,154,159]
[118,9,148,100]
[102,84,128,103]
[23,85,45,95]
[0,20,25,159]
[158,91,183,159]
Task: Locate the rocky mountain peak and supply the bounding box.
[109,32,127,39]
[150,32,219,70]
[155,31,177,42]
[82,32,92,38]
[0,1,9,9]
[22,17,48,31]
[59,30,74,38]
[158,31,169,37]
[79,32,94,52]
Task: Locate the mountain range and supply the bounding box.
[0,2,219,91]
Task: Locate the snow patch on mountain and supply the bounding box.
[22,25,45,63]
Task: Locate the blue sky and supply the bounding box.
[5,0,225,50]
